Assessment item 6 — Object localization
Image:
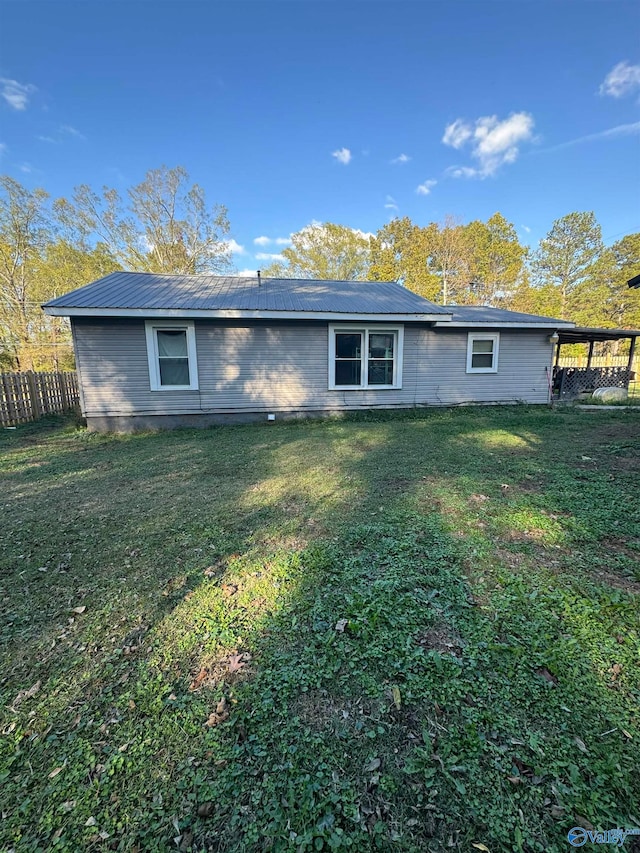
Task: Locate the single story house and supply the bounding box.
[43,272,574,432]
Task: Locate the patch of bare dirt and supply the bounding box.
[188,650,253,692]
[292,690,377,736]
[417,623,463,656]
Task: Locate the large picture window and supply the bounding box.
[466,333,499,373]
[145,321,199,390]
[329,325,403,390]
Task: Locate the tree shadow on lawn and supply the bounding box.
[0,409,639,853]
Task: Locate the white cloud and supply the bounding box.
[538,121,640,153]
[37,135,57,144]
[599,61,640,98]
[442,119,473,149]
[351,228,375,241]
[236,268,259,277]
[384,194,399,211]
[223,239,246,255]
[253,235,292,247]
[59,124,86,140]
[0,77,36,110]
[446,165,479,179]
[332,147,352,165]
[0,143,7,157]
[391,153,411,164]
[521,224,531,234]
[18,162,33,173]
[443,112,535,178]
[416,179,437,196]
[256,252,285,261]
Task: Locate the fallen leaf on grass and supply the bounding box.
[179,830,194,851]
[11,680,41,709]
[84,816,96,827]
[197,802,215,818]
[574,736,588,753]
[189,668,210,692]
[472,844,491,852]
[228,653,250,674]
[221,584,237,598]
[72,606,86,615]
[48,766,64,779]
[392,686,401,710]
[506,776,521,785]
[205,697,229,727]
[364,758,381,772]
[535,666,558,685]
[335,619,348,633]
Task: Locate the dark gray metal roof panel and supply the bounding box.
[44,272,450,316]
[442,305,568,325]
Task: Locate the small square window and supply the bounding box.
[466,333,499,373]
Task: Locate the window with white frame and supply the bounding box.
[466,333,499,373]
[328,325,404,390]
[145,321,199,390]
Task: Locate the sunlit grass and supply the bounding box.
[0,407,638,852]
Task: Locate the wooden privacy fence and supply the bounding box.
[1,371,79,427]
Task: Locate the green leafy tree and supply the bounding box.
[0,177,52,369]
[62,165,233,274]
[261,222,372,280]
[466,213,528,306]
[370,218,440,300]
[532,212,603,318]
[426,215,472,304]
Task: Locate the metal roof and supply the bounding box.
[434,304,573,328]
[557,326,640,344]
[43,272,450,320]
[628,273,640,289]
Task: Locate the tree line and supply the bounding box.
[1,165,638,371]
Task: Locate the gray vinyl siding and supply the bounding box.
[71,317,553,417]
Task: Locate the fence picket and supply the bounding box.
[0,371,80,427]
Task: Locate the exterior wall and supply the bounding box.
[72,317,553,429]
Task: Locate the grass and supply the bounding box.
[1,406,639,852]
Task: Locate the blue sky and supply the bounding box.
[1,0,639,273]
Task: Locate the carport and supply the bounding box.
[552,326,640,400]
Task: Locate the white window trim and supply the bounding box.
[328,324,404,390]
[145,320,199,391]
[466,332,500,374]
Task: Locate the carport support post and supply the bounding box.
[586,340,595,369]
[554,340,561,368]
[627,336,636,372]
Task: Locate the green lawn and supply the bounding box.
[1,407,639,853]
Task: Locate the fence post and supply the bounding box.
[2,374,18,425]
[60,372,70,411]
[26,371,41,420]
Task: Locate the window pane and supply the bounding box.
[472,339,494,354]
[335,360,361,386]
[471,353,494,369]
[368,360,394,385]
[157,329,188,357]
[369,334,394,359]
[159,358,190,385]
[336,333,361,359]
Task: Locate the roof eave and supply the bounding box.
[433,320,575,329]
[43,306,452,323]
